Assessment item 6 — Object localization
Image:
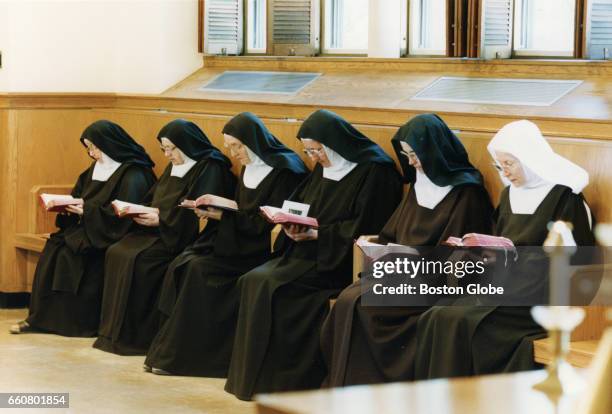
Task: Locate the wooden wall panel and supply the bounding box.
[2,105,611,292]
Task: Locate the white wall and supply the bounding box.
[0,0,202,94]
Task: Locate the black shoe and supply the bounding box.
[143,364,152,373]
[152,368,172,376]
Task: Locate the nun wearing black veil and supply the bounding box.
[93,119,236,355]
[415,120,595,380]
[319,114,494,387]
[10,120,156,337]
[224,109,403,401]
[143,112,308,377]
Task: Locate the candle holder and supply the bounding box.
[531,306,586,395]
[532,221,586,395]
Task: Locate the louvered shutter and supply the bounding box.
[586,0,612,59]
[479,0,514,59]
[204,0,244,55]
[268,0,320,56]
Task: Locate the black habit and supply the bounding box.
[26,120,156,337]
[224,109,403,400]
[320,114,494,387]
[144,112,308,376]
[414,184,595,380]
[93,120,236,355]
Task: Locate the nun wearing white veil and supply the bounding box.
[414,120,596,380]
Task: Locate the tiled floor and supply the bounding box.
[0,309,254,413]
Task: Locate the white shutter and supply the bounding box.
[586,0,612,59]
[480,0,514,59]
[268,0,320,56]
[204,0,244,55]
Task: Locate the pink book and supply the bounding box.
[179,194,238,212]
[444,233,515,249]
[259,206,319,229]
[111,200,159,218]
[39,193,84,213]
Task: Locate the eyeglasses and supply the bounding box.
[223,142,245,151]
[160,145,177,154]
[302,148,325,156]
[400,150,418,161]
[491,161,516,172]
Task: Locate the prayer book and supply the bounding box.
[39,193,84,212]
[444,233,515,248]
[259,206,319,229]
[355,238,420,261]
[111,200,159,218]
[179,194,238,212]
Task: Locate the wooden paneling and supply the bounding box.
[1,96,612,292]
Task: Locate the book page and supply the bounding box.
[281,200,310,217]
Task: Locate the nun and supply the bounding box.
[93,119,236,355]
[10,120,156,337]
[224,109,403,401]
[320,114,494,387]
[414,120,595,380]
[144,112,308,377]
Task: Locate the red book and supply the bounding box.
[179,194,238,212]
[39,193,84,213]
[259,206,319,229]
[111,200,159,218]
[444,233,515,249]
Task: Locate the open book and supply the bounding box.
[39,193,84,212]
[444,233,515,249]
[259,206,319,229]
[179,194,238,212]
[111,200,159,218]
[355,238,420,261]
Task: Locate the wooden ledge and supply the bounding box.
[14,233,49,253]
[533,337,599,368]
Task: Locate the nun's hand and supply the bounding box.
[65,205,84,216]
[283,224,318,242]
[134,212,160,227]
[195,207,223,221]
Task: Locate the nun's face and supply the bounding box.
[160,137,185,165]
[301,138,331,167]
[399,142,422,171]
[83,139,102,162]
[223,134,251,166]
[494,151,526,187]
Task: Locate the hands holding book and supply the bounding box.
[282,224,318,242]
[133,212,160,227]
[65,205,84,216]
[193,207,223,221]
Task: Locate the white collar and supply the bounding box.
[170,149,197,178]
[506,163,556,214]
[414,170,453,209]
[243,146,274,189]
[322,144,357,181]
[92,151,122,182]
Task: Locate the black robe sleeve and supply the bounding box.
[435,185,494,243]
[317,164,402,274]
[55,169,88,230]
[158,159,236,253]
[66,166,153,252]
[214,170,303,257]
[555,192,595,246]
[377,186,409,244]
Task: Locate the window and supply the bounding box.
[323,0,369,54]
[246,0,267,53]
[408,0,447,56]
[513,0,576,57]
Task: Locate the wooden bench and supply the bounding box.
[14,185,72,288]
